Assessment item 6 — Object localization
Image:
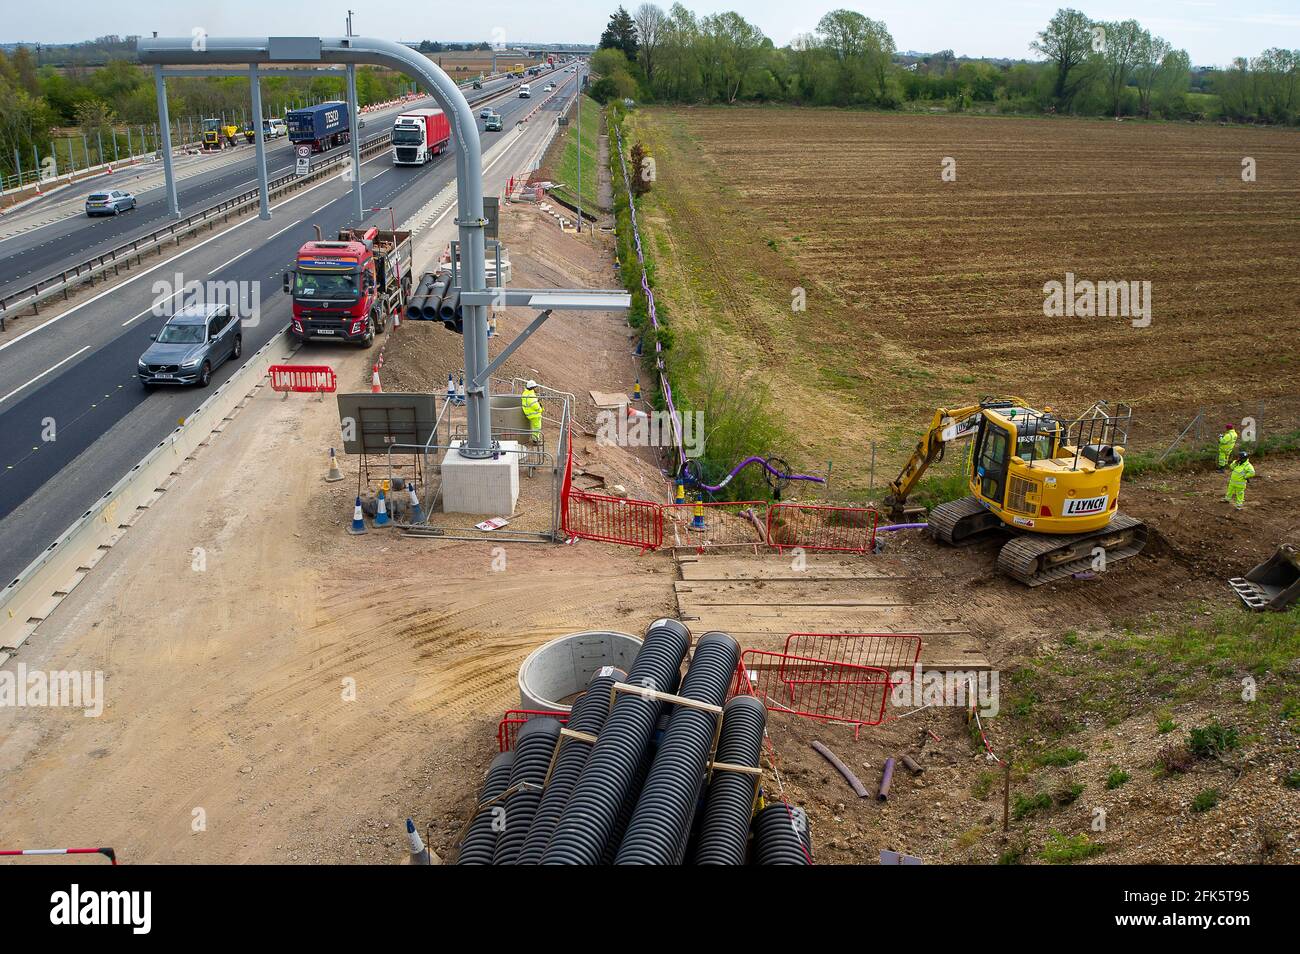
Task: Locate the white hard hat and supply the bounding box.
[525,379,538,389]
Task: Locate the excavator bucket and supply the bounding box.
[1228,544,1300,611]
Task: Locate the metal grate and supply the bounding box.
[1006,475,1037,514]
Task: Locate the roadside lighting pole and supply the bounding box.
[576,63,582,234]
[345,11,364,223]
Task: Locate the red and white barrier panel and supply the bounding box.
[0,847,117,864]
[269,365,337,394]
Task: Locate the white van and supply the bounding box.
[519,84,532,99]
[263,118,288,139]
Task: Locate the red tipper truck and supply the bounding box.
[282,227,413,347]
[391,108,451,165]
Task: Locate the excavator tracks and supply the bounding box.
[995,512,1148,586]
[927,496,1003,545]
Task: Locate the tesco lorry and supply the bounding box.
[391,108,451,165]
[285,102,350,153]
[282,227,413,347]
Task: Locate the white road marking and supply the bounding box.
[212,249,251,272]
[0,345,91,406]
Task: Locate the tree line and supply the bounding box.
[590,4,1300,125]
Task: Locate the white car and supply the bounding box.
[519,84,532,98]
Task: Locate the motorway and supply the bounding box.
[0,65,577,587]
[0,72,530,300]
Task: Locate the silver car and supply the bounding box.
[138,303,242,388]
[85,190,136,216]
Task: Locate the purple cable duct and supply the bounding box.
[876,522,929,531]
[686,455,826,494]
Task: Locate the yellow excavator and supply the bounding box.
[883,398,1147,586]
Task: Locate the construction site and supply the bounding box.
[0,31,1297,877]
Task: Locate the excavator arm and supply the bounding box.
[883,398,1026,510]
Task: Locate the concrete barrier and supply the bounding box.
[0,329,296,662]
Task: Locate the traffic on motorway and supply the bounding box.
[0,70,533,302]
[0,62,578,586]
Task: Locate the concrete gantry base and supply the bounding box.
[439,440,521,515]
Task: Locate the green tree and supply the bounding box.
[601,6,640,61]
[1132,33,1171,117]
[634,3,667,85]
[1032,8,1096,109]
[701,11,766,103]
[1095,19,1144,117]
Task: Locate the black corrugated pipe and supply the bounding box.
[515,666,626,864]
[615,631,741,864]
[600,707,668,864]
[751,802,813,865]
[455,750,515,864]
[492,717,562,864]
[540,618,691,865]
[692,694,767,865]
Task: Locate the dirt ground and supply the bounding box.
[1,189,1295,867]
[0,201,677,864]
[767,453,1300,865]
[629,106,1300,495]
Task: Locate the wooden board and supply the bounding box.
[678,557,913,582]
[673,553,989,671]
[589,390,630,409]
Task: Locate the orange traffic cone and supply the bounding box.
[371,365,382,393]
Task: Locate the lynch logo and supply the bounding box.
[50,885,151,934]
[1063,494,1108,515]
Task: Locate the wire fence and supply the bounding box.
[855,398,1300,505]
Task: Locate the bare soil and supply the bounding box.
[629,106,1300,495]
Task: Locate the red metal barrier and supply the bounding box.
[766,502,879,554]
[732,649,893,738]
[269,364,337,394]
[497,709,569,752]
[662,500,770,551]
[784,633,923,683]
[563,490,663,551]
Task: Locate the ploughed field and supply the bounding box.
[634,106,1300,489]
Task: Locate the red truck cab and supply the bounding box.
[283,227,413,347]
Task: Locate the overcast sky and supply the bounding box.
[4,1,1296,68]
